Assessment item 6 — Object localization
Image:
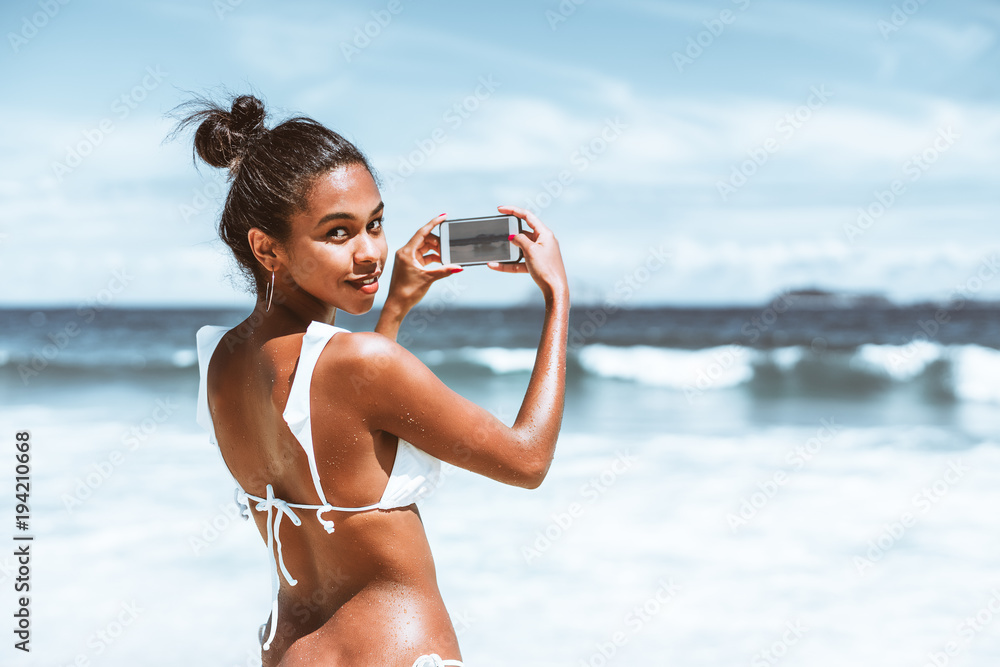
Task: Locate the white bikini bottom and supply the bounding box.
[412,655,463,667]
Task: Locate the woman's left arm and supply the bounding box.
[375,214,463,341]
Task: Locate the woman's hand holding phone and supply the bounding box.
[489,205,569,304]
[375,214,462,340]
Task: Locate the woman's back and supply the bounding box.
[200,322,460,663]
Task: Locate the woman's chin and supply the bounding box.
[338,296,376,316]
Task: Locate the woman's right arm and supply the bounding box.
[324,207,569,488]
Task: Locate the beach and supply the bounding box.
[3,302,1000,666]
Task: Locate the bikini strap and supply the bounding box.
[195,325,231,446]
[282,321,350,531]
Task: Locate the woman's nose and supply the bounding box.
[354,232,380,265]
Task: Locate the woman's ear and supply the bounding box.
[248,228,281,272]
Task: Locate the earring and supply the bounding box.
[265,269,275,312]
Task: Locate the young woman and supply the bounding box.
[182,95,569,666]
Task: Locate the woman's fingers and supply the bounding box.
[418,263,464,280]
[507,232,530,256]
[417,214,447,239]
[497,204,545,240]
[434,265,464,277]
[486,261,528,273]
[396,217,446,272]
[417,237,439,256]
[422,213,447,233]
[403,214,447,253]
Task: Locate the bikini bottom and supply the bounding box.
[411,655,463,667]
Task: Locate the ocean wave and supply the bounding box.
[577,344,754,389]
[0,346,200,381]
[574,342,1000,405]
[853,341,943,381]
[170,349,198,368]
[5,337,1000,405]
[951,344,1000,404]
[420,347,537,374]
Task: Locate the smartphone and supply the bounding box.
[439,215,523,266]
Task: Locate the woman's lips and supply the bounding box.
[347,275,379,295]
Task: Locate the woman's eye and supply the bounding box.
[368,218,383,233]
[327,227,348,239]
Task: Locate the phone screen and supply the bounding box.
[448,218,515,264]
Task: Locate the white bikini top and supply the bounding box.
[195,320,442,650]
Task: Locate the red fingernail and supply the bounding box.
[439,213,447,216]
[450,267,463,273]
[508,234,516,240]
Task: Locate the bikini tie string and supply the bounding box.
[235,487,253,521]
[316,504,337,534]
[255,484,302,650]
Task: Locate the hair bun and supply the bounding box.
[229,95,266,138]
[191,95,267,170]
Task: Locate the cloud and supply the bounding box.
[564,234,1000,306]
[3,0,997,306]
[368,81,1000,199]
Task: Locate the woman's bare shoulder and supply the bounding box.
[312,331,415,396]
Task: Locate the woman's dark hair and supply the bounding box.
[173,93,376,294]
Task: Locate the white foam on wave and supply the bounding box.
[418,342,999,408]
[854,341,943,380]
[852,342,1000,404]
[171,348,198,368]
[418,348,537,374]
[951,344,1000,404]
[459,347,537,374]
[769,346,804,370]
[578,344,753,389]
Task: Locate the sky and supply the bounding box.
[1,0,998,307]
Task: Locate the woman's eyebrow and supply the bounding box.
[314,202,384,228]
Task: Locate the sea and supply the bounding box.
[2,298,1000,666]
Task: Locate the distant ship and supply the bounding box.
[777,288,894,309]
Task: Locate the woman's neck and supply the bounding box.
[254,283,337,331]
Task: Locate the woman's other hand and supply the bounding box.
[375,214,462,340]
[488,205,569,303]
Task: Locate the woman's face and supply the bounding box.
[281,163,388,315]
